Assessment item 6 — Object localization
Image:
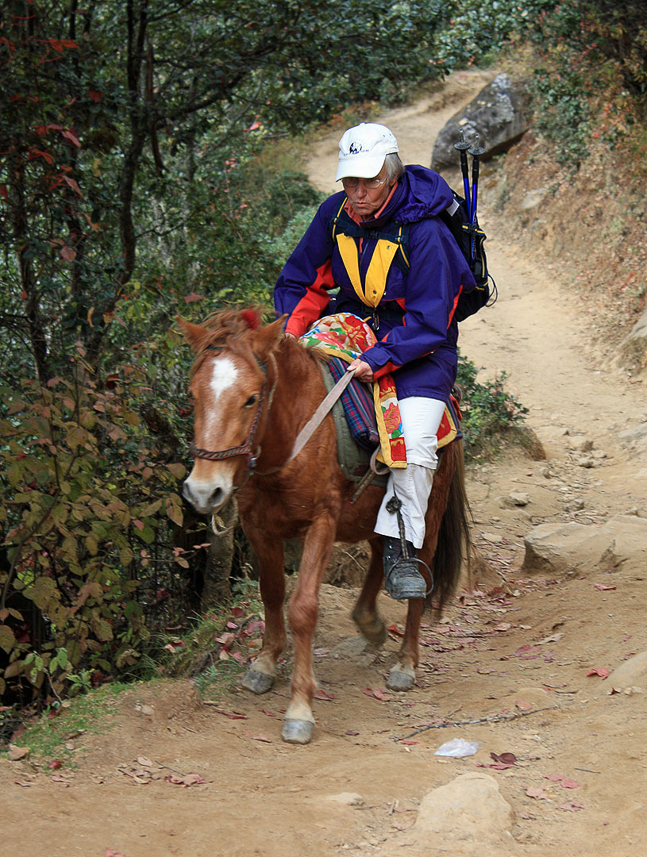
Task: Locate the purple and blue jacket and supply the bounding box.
[274,165,476,401]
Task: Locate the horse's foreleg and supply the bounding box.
[387,597,424,690]
[351,537,387,646]
[282,512,337,745]
[242,536,286,695]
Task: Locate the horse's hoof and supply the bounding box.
[386,665,415,692]
[281,718,314,744]
[352,612,387,647]
[242,668,274,694]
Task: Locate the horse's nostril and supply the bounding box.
[209,487,224,509]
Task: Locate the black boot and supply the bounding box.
[383,536,427,600]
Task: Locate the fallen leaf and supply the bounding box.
[313,689,336,701]
[491,752,517,766]
[136,756,153,767]
[515,645,543,660]
[494,623,512,632]
[345,730,360,736]
[526,787,549,800]
[362,687,391,701]
[387,624,405,637]
[251,734,272,743]
[561,779,580,789]
[594,584,616,591]
[544,774,564,782]
[48,760,64,770]
[586,668,610,679]
[559,802,585,812]
[516,700,532,711]
[106,851,127,857]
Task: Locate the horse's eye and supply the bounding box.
[243,394,258,408]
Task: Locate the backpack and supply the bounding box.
[330,191,496,323]
[440,190,497,322]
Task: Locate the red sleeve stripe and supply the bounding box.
[285,259,335,337]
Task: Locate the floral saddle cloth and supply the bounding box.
[300,313,461,468]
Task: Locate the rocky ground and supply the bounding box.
[2,72,647,857]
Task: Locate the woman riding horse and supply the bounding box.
[274,122,476,600]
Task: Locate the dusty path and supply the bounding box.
[3,73,647,857]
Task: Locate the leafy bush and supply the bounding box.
[0,348,190,704]
[531,68,592,166]
[456,354,528,459]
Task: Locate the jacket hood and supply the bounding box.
[363,164,453,228]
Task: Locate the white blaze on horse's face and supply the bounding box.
[183,353,247,515]
[209,356,239,402]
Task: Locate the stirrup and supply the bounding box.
[383,536,427,600]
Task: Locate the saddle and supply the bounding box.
[320,358,463,500]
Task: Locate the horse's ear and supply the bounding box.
[177,317,209,352]
[253,315,287,361]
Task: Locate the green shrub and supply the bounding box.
[456,354,528,459]
[0,350,189,704]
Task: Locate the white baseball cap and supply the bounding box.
[335,123,399,181]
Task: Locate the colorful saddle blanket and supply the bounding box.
[300,313,461,466]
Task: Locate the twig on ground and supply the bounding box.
[155,760,187,777]
[396,705,560,741]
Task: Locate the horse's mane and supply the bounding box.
[189,308,326,381]
[196,308,261,351]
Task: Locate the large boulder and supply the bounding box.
[431,73,532,174]
[408,773,516,856]
[522,515,647,576]
[619,309,647,372]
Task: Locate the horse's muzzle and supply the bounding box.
[182,476,230,515]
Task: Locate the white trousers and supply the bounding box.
[374,396,446,550]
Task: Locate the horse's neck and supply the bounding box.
[259,340,326,466]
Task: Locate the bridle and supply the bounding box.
[189,350,278,491]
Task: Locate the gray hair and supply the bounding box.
[384,153,404,182]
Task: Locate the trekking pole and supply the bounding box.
[453,130,472,221]
[468,134,485,264]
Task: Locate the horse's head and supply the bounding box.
[179,310,285,514]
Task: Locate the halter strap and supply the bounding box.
[189,353,277,477]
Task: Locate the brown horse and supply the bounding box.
[180,309,469,744]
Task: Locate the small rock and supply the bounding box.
[575,456,596,468]
[8,744,30,761]
[564,498,585,512]
[568,436,593,452]
[608,651,647,692]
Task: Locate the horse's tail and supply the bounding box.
[427,440,471,614]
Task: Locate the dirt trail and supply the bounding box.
[3,73,647,857]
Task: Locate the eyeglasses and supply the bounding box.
[341,176,387,191]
